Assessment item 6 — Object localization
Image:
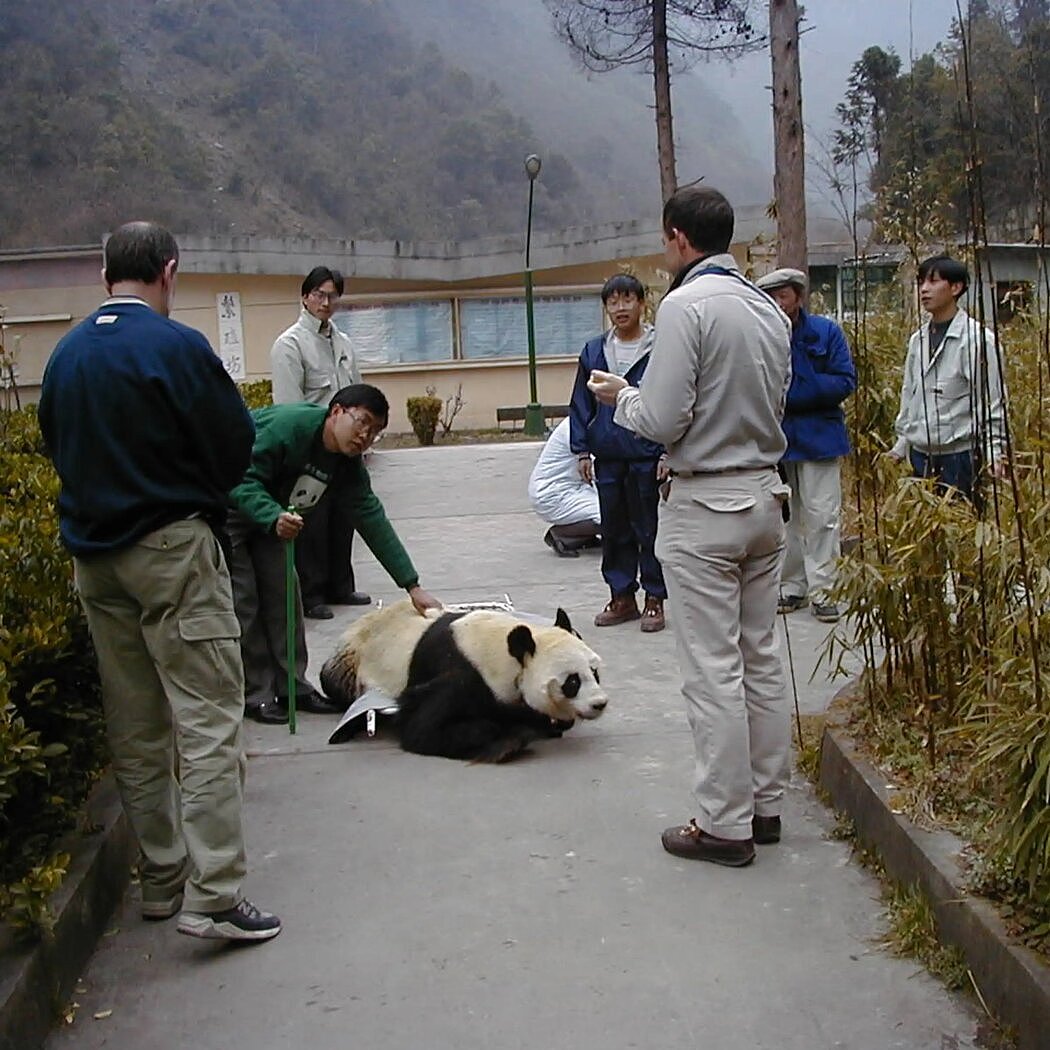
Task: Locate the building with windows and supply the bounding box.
[5,214,1043,431]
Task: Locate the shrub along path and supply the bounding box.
[45,442,983,1050]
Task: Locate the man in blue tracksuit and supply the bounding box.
[569,274,668,633]
[755,267,856,623]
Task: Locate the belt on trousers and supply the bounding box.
[670,466,776,478]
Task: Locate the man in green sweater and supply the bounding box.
[228,383,441,724]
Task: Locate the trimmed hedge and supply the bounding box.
[0,408,105,935]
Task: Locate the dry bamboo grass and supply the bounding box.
[826,307,1050,955]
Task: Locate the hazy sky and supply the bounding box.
[713,0,965,183]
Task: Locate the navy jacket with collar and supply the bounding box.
[782,309,855,462]
[569,332,664,462]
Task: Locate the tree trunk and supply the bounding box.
[769,0,808,272]
[652,0,677,203]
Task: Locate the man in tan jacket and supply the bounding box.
[271,265,368,618]
[588,186,792,869]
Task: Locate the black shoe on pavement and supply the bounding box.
[812,603,841,623]
[177,898,282,942]
[752,814,782,845]
[661,819,755,867]
[245,700,288,725]
[544,529,580,558]
[284,691,345,715]
[328,591,372,606]
[304,603,334,619]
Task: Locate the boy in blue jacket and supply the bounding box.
[569,274,668,632]
[755,268,856,623]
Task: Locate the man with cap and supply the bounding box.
[755,267,856,623]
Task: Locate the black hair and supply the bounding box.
[601,274,646,303]
[328,383,389,422]
[302,266,345,298]
[662,186,734,255]
[103,222,179,285]
[917,255,968,296]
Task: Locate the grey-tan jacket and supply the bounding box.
[890,307,1006,464]
[270,308,360,405]
[614,254,791,473]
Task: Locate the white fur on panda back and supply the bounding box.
[448,611,532,703]
[333,600,432,697]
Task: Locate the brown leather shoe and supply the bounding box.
[640,595,665,633]
[661,819,755,866]
[594,594,640,627]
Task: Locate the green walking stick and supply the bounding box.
[285,505,298,735]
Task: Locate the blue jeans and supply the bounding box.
[910,449,976,503]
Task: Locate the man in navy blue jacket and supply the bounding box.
[39,222,281,944]
[755,268,856,623]
[569,274,668,632]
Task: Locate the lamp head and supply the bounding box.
[524,154,542,180]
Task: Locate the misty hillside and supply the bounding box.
[0,0,768,249]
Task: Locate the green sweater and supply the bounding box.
[229,403,419,589]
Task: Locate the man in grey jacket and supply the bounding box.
[888,255,1007,503]
[271,265,369,617]
[588,186,792,868]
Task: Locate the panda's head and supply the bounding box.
[508,608,607,723]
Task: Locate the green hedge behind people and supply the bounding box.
[755,268,856,625]
[569,274,669,633]
[227,383,441,725]
[38,220,283,943]
[271,266,370,619]
[888,255,1008,505]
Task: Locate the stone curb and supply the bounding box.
[0,775,134,1050]
[819,722,1050,1050]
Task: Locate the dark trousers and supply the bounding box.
[296,485,357,607]
[910,449,976,504]
[226,511,311,708]
[595,458,666,600]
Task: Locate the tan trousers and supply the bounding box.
[656,469,791,841]
[75,518,247,913]
[780,459,843,604]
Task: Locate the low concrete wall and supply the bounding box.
[0,776,134,1050]
[819,722,1050,1050]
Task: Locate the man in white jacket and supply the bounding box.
[527,418,601,557]
[889,255,1007,503]
[270,266,368,617]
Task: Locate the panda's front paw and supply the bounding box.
[546,717,575,737]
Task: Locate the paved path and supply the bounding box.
[46,443,980,1050]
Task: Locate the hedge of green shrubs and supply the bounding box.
[0,407,106,935]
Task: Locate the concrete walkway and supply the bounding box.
[46,442,980,1050]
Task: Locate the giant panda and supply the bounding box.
[320,600,607,762]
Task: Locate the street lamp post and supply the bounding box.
[522,153,545,437]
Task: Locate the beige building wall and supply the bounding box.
[1,247,676,431]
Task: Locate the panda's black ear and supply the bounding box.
[554,608,574,633]
[507,624,537,665]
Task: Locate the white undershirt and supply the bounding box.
[607,331,646,376]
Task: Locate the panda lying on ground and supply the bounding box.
[320,601,608,762]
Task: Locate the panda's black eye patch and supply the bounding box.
[562,673,581,698]
[592,668,600,684]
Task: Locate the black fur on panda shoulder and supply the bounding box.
[396,612,567,763]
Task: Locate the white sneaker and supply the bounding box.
[177,898,282,942]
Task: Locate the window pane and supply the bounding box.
[460,295,601,360]
[333,302,453,365]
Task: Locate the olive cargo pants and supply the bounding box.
[75,518,247,913]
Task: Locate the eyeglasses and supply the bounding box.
[346,408,385,441]
[307,289,341,304]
